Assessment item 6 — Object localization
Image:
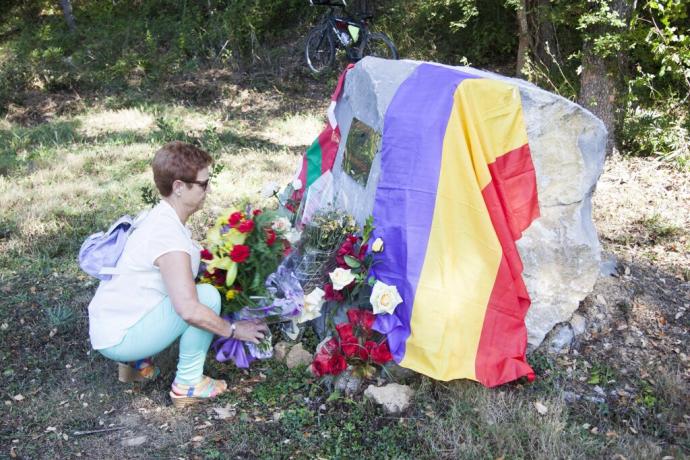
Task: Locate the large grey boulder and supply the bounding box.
[330,57,607,348]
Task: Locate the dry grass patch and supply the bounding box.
[260,112,326,147]
[593,153,690,277]
[0,143,153,263]
[418,380,590,459]
[76,108,154,136]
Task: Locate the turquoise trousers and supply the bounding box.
[99,284,221,385]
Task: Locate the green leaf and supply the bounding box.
[344,255,361,268]
[326,390,341,402]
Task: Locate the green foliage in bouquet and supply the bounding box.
[301,208,358,252]
[199,208,293,315]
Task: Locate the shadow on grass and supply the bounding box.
[0,120,296,177]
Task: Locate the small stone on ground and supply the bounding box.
[363,383,414,414]
[121,435,147,447]
[285,343,312,369]
[273,341,292,362]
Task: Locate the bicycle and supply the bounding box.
[304,0,398,73]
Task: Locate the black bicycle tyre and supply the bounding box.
[363,32,398,60]
[305,24,336,73]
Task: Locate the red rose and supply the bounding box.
[265,228,277,246]
[228,211,244,227]
[212,270,226,286]
[362,340,377,360]
[341,337,359,357]
[312,352,331,377]
[229,245,250,263]
[324,283,345,302]
[323,337,339,354]
[338,239,354,256]
[237,219,254,233]
[312,343,347,377]
[252,209,262,216]
[327,354,347,375]
[335,236,360,268]
[371,341,393,364]
[358,243,368,261]
[282,239,292,257]
[200,249,214,260]
[336,322,355,341]
[365,340,377,353]
[347,309,375,331]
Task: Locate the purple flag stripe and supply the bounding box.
[372,64,478,362]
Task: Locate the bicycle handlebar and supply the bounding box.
[309,0,347,7]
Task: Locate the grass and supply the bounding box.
[1,60,687,458]
[2,97,685,459]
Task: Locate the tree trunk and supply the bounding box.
[579,41,617,154]
[578,0,633,155]
[516,0,530,77]
[532,0,559,72]
[58,0,77,32]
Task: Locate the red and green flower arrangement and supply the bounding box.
[311,308,393,378]
[199,208,295,314]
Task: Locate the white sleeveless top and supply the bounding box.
[88,200,201,349]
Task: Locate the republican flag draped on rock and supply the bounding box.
[292,64,354,203]
[371,64,540,387]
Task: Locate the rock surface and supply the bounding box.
[273,341,292,362]
[548,324,575,353]
[121,435,147,447]
[570,314,587,336]
[363,383,414,414]
[332,57,607,348]
[334,369,363,395]
[285,343,312,369]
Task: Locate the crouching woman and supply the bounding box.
[87,141,267,407]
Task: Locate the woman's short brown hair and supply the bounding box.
[152,141,213,197]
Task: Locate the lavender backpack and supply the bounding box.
[78,211,148,280]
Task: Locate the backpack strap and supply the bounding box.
[97,209,151,277]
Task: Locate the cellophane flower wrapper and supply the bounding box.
[213,265,305,366]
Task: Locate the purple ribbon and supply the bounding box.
[212,332,256,368]
[212,264,305,367]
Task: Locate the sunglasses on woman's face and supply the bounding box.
[184,179,210,191]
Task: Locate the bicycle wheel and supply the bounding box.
[305,24,336,73]
[363,32,398,60]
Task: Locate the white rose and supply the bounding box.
[260,181,280,198]
[370,280,403,315]
[285,228,302,245]
[329,267,356,291]
[298,288,325,323]
[272,217,292,234]
[292,178,303,191]
[371,237,384,253]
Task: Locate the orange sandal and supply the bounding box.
[118,359,160,383]
[169,376,228,408]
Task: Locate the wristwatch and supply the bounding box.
[228,321,237,339]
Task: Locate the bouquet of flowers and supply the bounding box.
[199,207,296,314]
[311,308,393,379]
[293,208,358,293]
[199,207,302,367]
[323,216,376,303]
[212,265,305,367]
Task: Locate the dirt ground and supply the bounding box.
[1,72,688,457]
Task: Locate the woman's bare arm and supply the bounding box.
[156,251,268,343]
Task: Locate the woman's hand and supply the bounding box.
[231,320,269,344]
